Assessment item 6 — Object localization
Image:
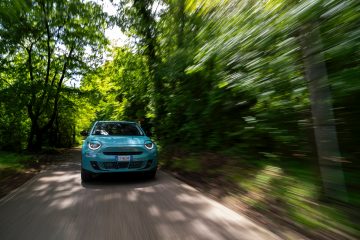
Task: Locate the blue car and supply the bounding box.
[81,121,157,182]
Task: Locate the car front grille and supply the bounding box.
[100,161,145,169]
[101,147,144,156]
[103,151,143,155]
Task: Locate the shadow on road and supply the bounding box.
[81,173,159,189]
[0,148,279,240]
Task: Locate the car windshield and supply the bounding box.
[92,122,143,136]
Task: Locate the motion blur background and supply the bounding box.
[0,0,359,238]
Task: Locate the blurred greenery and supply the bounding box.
[1,0,359,237]
[0,151,33,170]
[161,150,360,237]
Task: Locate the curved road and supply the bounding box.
[0,149,280,240]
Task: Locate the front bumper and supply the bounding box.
[81,147,158,173]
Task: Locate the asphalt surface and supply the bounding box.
[0,149,281,240]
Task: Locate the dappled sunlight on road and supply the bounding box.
[0,150,280,240]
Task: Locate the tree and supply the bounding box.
[0,0,108,151]
[80,47,151,123]
[300,22,348,202]
[116,0,164,125]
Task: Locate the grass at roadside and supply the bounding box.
[0,151,36,170]
[0,151,40,199]
[222,161,360,238]
[160,148,360,239]
[0,149,66,199]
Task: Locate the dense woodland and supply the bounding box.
[0,0,360,235]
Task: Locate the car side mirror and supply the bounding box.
[80,130,89,136]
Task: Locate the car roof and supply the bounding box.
[95,121,137,124]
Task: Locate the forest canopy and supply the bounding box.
[0,0,359,204]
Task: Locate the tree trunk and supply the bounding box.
[33,131,43,151]
[27,119,42,152]
[133,0,164,130]
[72,124,76,146]
[27,122,36,151]
[300,22,347,202]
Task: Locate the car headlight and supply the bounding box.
[88,141,101,150]
[144,140,154,150]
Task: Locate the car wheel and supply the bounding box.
[81,168,93,182]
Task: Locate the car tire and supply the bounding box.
[81,168,93,182]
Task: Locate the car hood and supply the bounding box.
[87,136,150,146]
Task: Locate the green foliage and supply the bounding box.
[0,151,34,170]
[76,0,360,166]
[0,0,108,150]
[80,48,151,125]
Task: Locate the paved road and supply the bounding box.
[0,149,280,240]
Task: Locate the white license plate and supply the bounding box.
[116,156,131,161]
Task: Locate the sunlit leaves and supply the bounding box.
[80,47,151,123]
[0,0,109,150]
